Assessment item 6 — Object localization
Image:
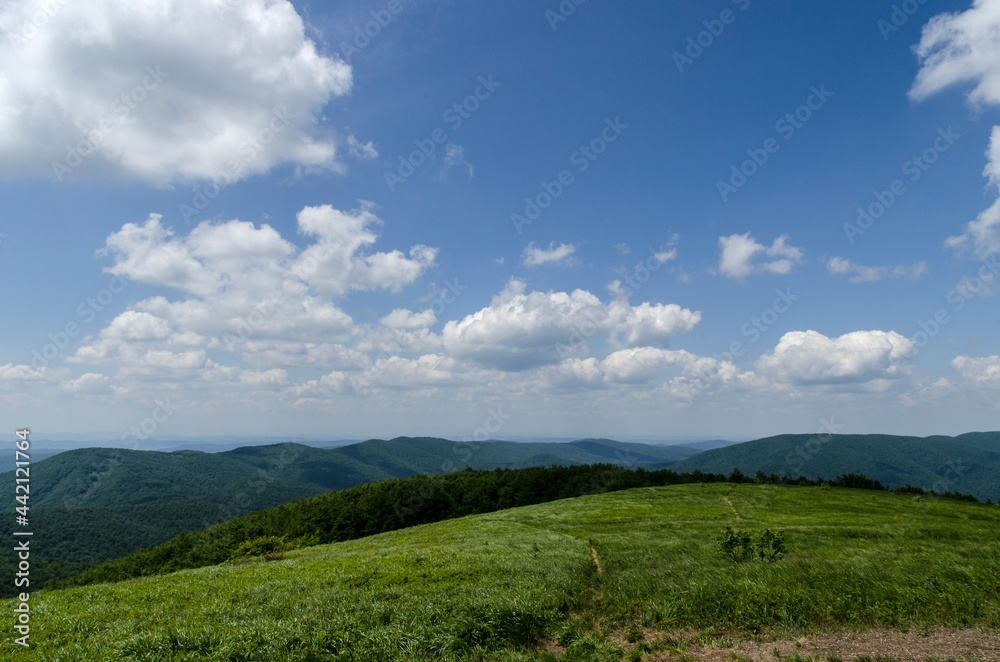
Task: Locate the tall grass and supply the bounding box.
[5,483,999,661]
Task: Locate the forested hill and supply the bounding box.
[668,432,1000,502]
[2,436,697,511]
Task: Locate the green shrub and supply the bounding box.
[755,528,786,562]
[717,527,785,563]
[718,527,754,562]
[226,535,289,562]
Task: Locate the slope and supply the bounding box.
[11,483,999,661]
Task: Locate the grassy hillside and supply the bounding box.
[670,432,1000,502]
[9,483,999,661]
[0,439,695,595]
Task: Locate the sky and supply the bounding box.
[1,0,999,444]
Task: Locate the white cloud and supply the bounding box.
[910,0,1000,106]
[945,129,1000,257]
[521,242,577,267]
[73,204,436,375]
[441,279,699,371]
[717,233,803,278]
[0,0,352,185]
[442,143,473,179]
[61,373,116,394]
[756,330,914,386]
[826,257,928,283]
[911,3,1000,258]
[602,347,687,384]
[294,204,437,296]
[951,354,1000,387]
[608,302,701,348]
[0,363,65,382]
[442,280,604,371]
[346,135,378,161]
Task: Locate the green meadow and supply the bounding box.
[5,483,999,661]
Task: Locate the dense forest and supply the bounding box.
[670,432,1000,502]
[47,463,984,596]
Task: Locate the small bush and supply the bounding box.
[226,535,289,562]
[718,527,754,563]
[755,528,786,562]
[717,527,786,563]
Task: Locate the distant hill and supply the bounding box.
[675,439,740,452]
[669,432,1000,502]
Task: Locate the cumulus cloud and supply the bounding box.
[717,233,803,278]
[756,330,914,386]
[945,130,1000,257]
[608,302,701,348]
[826,257,928,283]
[294,204,437,296]
[910,0,1000,106]
[0,0,352,185]
[911,3,1000,258]
[951,354,1000,387]
[441,279,700,371]
[521,242,577,267]
[73,203,436,374]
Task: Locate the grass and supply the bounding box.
[4,483,999,661]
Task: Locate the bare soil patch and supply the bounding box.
[641,627,1000,661]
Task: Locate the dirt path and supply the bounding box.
[644,627,1000,661]
[590,546,603,573]
[722,494,741,520]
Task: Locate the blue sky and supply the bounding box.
[1,0,999,443]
